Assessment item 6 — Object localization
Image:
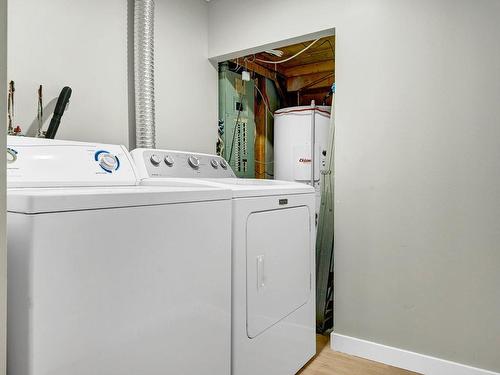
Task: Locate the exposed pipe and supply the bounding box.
[134,0,156,148]
[310,100,316,188]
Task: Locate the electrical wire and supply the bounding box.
[255,38,321,64]
[243,55,256,63]
[317,38,334,54]
[227,91,244,164]
[232,58,241,72]
[254,85,274,118]
[216,127,224,156]
[298,72,334,91]
[254,81,276,178]
[275,107,331,116]
[315,95,335,332]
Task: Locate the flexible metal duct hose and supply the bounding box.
[134,0,155,148]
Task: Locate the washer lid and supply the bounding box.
[200,178,315,198]
[7,184,232,214]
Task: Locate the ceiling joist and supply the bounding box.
[230,35,335,105]
[287,72,334,92]
[284,60,334,77]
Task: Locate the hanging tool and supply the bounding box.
[45,86,72,139]
[37,85,44,137]
[7,80,15,135]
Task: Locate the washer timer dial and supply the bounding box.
[6,148,17,164]
[150,154,161,166]
[164,155,174,167]
[95,150,120,173]
[188,155,200,169]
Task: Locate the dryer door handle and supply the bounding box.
[257,255,265,290]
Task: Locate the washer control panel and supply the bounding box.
[7,136,137,188]
[131,148,236,179]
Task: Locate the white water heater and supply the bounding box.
[274,105,331,214]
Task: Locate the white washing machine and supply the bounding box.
[6,137,232,375]
[131,148,316,375]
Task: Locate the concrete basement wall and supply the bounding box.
[208,0,500,372]
[7,0,217,152]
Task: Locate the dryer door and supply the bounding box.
[246,206,312,338]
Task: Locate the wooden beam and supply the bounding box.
[284,60,334,77]
[254,77,266,179]
[287,72,334,92]
[231,59,281,82]
[258,49,333,68]
[272,77,287,105]
[295,92,332,107]
[234,59,287,102]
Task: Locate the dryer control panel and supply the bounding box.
[132,149,236,179]
[7,136,138,188]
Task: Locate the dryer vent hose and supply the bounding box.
[134,0,156,148]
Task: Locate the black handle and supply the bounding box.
[45,86,72,139]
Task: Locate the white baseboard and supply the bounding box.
[331,332,499,375]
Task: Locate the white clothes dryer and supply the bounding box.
[132,148,316,375]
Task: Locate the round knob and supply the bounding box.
[188,155,200,169]
[98,153,119,172]
[210,159,219,169]
[6,148,17,164]
[220,159,228,169]
[164,155,174,167]
[150,154,161,166]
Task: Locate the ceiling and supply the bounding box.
[255,36,334,71]
[233,35,335,105]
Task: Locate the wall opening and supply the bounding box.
[216,31,336,334]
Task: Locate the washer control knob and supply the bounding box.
[100,154,118,170]
[164,155,174,167]
[6,148,17,164]
[150,154,161,166]
[95,150,120,173]
[220,159,228,169]
[95,151,120,173]
[210,158,219,169]
[188,155,200,169]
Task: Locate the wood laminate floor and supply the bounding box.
[298,335,421,375]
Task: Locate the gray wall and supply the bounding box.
[8,0,129,145]
[0,0,6,372]
[8,0,217,152]
[155,0,218,154]
[209,0,500,372]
